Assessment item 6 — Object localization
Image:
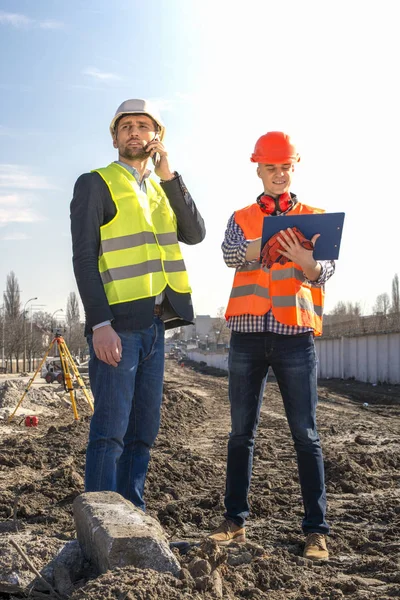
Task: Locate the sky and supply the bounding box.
[0,0,399,323]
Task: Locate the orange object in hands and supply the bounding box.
[293,227,314,251]
[260,227,314,269]
[261,235,284,268]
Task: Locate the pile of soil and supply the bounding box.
[0,362,399,599]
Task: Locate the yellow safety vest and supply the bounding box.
[93,163,191,305]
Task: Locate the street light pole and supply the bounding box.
[23,297,37,372]
[29,303,46,371]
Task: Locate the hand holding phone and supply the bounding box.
[144,134,174,180]
[152,150,161,167]
[145,134,160,166]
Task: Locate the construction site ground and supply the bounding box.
[0,358,399,599]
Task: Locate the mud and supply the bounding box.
[0,360,399,599]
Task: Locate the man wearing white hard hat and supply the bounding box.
[71,99,205,510]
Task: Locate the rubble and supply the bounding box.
[0,363,399,599]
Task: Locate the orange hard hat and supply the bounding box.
[250,131,300,164]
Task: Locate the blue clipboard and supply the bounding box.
[261,212,345,260]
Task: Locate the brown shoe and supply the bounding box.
[303,533,329,561]
[207,519,246,546]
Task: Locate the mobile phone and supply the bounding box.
[151,134,160,167]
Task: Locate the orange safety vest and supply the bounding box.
[225,202,325,336]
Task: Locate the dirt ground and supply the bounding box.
[0,359,399,599]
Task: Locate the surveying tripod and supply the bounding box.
[8,332,94,422]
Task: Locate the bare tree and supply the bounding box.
[66,292,80,326]
[348,302,362,317]
[26,312,54,368]
[211,306,230,346]
[2,272,24,372]
[65,292,85,356]
[391,273,399,313]
[3,271,21,319]
[33,311,53,332]
[330,301,348,316]
[330,301,362,317]
[373,293,390,315]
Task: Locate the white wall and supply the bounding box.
[187,350,229,371]
[188,333,400,385]
[316,332,400,384]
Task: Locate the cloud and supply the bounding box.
[0,207,43,225]
[83,67,122,82]
[0,232,30,240]
[0,193,44,225]
[0,11,63,29]
[0,194,19,205]
[39,20,63,30]
[0,12,30,27]
[0,165,58,190]
[0,166,54,227]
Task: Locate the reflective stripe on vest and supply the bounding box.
[225,202,325,335]
[93,163,191,305]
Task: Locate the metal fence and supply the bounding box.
[316,332,400,385]
[188,332,400,386]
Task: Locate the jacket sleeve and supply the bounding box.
[160,174,206,245]
[70,173,115,329]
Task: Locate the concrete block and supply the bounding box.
[73,492,180,576]
[39,540,84,593]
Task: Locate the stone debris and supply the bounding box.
[0,379,61,410]
[73,491,181,576]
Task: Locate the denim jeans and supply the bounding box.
[225,331,329,535]
[85,317,165,511]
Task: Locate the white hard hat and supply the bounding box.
[109,99,165,140]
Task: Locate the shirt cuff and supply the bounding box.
[304,261,326,286]
[159,171,179,183]
[92,320,111,331]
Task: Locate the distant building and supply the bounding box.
[167,314,230,347]
[194,315,213,341]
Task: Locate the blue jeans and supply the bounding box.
[85,317,165,511]
[225,331,329,535]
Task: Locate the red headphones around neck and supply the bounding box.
[257,192,291,215]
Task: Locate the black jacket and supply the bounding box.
[70,170,205,335]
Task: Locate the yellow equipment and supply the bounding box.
[8,332,94,422]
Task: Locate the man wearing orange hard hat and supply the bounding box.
[208,132,335,561]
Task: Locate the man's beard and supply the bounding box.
[120,145,149,161]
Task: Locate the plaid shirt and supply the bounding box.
[222,207,335,334]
